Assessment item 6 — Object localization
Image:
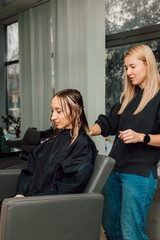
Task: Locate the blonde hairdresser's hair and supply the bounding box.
[119,44,160,115]
[51,89,91,145]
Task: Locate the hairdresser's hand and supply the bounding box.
[118,129,144,144]
[14,194,25,198]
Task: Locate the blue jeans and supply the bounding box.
[102,171,157,240]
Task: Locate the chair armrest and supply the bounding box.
[6,140,22,148]
[0,169,20,201]
[0,193,104,240]
[84,155,115,193]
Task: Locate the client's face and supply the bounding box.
[51,96,72,129]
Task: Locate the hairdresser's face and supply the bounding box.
[51,96,72,129]
[124,55,147,89]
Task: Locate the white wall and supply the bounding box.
[54,0,106,154]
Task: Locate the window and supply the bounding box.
[51,22,55,95]
[105,0,160,35]
[105,0,160,114]
[105,39,160,114]
[5,22,20,120]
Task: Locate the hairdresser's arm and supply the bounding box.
[90,123,101,136]
[91,103,121,137]
[148,134,160,147]
[119,129,160,147]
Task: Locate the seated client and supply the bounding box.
[15,89,98,197]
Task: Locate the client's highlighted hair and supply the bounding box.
[51,89,91,144]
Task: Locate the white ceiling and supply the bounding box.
[0,0,44,23]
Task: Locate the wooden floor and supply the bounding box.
[100,233,106,240]
[100,227,106,240]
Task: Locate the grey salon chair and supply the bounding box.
[146,179,160,240]
[0,154,115,240]
[146,198,160,240]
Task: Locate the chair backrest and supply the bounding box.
[83,154,115,194]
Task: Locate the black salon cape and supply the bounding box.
[16,129,98,196]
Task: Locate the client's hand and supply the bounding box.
[14,194,25,198]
